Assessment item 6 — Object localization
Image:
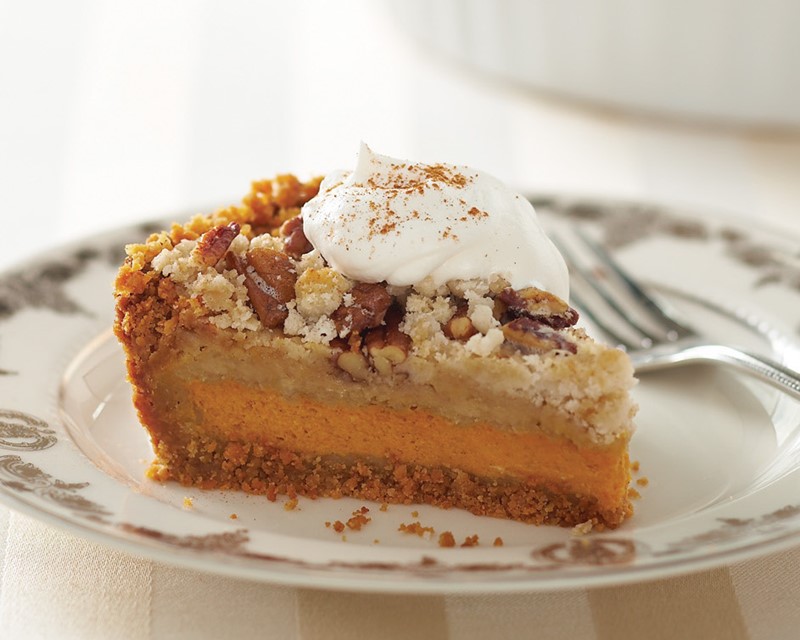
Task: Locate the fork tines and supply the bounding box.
[552,229,692,352]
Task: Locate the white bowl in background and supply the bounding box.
[385,0,800,129]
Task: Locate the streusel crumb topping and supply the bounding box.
[151,230,520,357]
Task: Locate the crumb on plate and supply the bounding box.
[461,535,479,547]
[399,521,435,537]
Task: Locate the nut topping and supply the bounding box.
[364,306,411,375]
[193,222,241,267]
[226,247,297,328]
[331,282,392,336]
[280,215,314,259]
[336,349,371,381]
[498,287,579,329]
[501,317,577,355]
[442,303,478,341]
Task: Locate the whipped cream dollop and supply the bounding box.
[301,144,569,299]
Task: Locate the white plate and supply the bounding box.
[1,196,799,593]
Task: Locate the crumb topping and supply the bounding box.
[149,228,534,362]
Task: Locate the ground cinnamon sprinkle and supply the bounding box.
[461,535,479,547]
[398,521,435,537]
[421,164,469,188]
[367,161,470,193]
[438,531,456,547]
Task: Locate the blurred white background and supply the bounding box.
[1,0,799,269]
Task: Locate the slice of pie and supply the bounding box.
[114,146,637,529]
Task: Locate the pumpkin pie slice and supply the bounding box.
[114,149,637,529]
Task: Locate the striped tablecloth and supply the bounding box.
[2,1,800,638]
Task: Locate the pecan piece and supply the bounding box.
[442,302,478,342]
[501,317,577,355]
[280,215,314,259]
[498,287,579,329]
[193,222,241,267]
[336,349,372,381]
[364,306,411,375]
[331,283,392,336]
[226,247,297,328]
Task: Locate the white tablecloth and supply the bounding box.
[2,2,800,638]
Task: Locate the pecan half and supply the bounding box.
[364,306,411,375]
[331,283,392,336]
[498,287,579,329]
[280,215,314,259]
[226,247,296,328]
[501,317,577,355]
[193,222,241,267]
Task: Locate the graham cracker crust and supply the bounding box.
[149,436,632,529]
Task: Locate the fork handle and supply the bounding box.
[632,343,800,401]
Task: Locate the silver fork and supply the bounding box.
[554,229,800,401]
